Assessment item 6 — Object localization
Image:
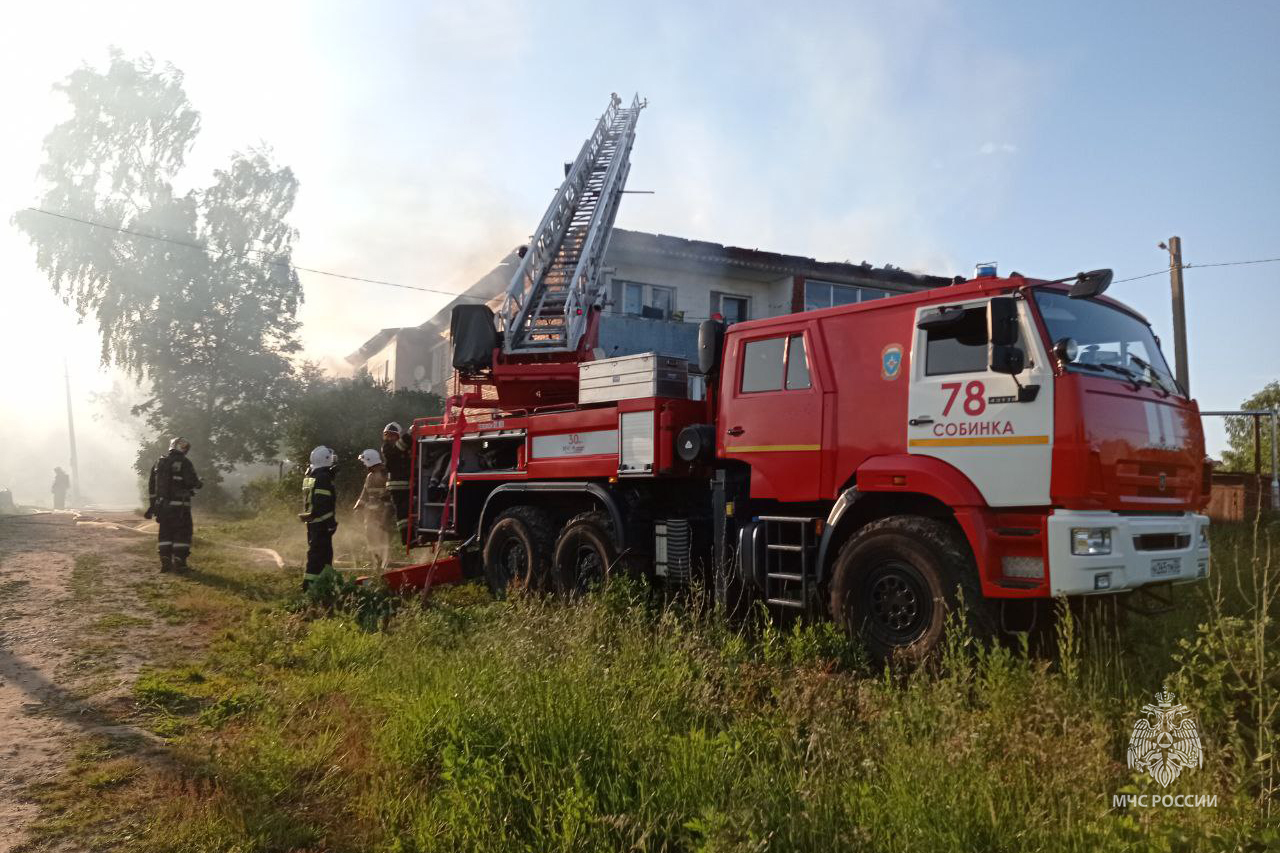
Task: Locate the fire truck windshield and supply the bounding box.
[1033,289,1179,394]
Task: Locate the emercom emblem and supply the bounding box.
[1127,691,1203,788]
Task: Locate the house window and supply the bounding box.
[710,291,750,324]
[924,307,989,375]
[804,279,893,310]
[720,294,749,324]
[741,334,810,393]
[620,281,675,319]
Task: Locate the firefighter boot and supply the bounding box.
[159,555,172,573]
[173,555,190,572]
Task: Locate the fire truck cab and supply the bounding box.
[409,267,1210,662]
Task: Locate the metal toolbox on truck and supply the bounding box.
[579,352,689,403]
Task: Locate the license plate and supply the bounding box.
[1151,557,1181,577]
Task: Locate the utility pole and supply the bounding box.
[63,360,82,507]
[1161,236,1190,397]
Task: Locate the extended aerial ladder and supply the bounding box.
[371,93,650,582]
[498,93,646,356]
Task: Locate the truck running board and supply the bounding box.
[756,516,820,613]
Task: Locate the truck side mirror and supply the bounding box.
[991,344,1025,376]
[988,297,1019,347]
[698,319,726,375]
[1068,269,1113,299]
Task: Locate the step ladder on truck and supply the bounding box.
[382,93,1213,665]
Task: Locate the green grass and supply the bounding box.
[30,518,1280,852]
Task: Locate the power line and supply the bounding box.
[21,207,493,301]
[26,206,1280,300]
[1114,256,1280,283]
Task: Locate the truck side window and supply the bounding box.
[741,337,786,392]
[785,334,810,389]
[925,307,988,375]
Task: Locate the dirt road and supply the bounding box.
[0,511,199,852]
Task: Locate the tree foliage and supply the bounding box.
[277,368,443,499]
[1221,381,1280,473]
[14,50,303,486]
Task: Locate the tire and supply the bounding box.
[828,515,991,665]
[552,511,620,596]
[482,506,556,597]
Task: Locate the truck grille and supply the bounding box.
[1132,533,1190,552]
[1113,461,1194,501]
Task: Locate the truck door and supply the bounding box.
[719,329,824,501]
[906,296,1053,507]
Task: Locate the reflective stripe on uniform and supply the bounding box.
[168,500,190,506]
[387,481,409,490]
[302,571,321,581]
[395,518,408,529]
[311,488,332,496]
[310,512,335,523]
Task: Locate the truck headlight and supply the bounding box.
[1071,527,1112,556]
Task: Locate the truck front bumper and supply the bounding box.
[1045,510,1210,596]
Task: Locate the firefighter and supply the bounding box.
[147,437,202,572]
[353,449,394,570]
[299,445,338,591]
[51,467,70,510]
[381,422,412,546]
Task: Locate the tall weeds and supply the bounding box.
[115,524,1277,851]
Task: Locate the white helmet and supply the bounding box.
[358,448,382,468]
[383,421,402,435]
[169,437,191,453]
[309,445,337,469]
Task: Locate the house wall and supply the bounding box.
[392,330,450,394]
[363,338,398,387]
[607,262,789,322]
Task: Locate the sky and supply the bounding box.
[1,0,1277,504]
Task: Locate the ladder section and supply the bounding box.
[757,516,819,611]
[500,93,645,354]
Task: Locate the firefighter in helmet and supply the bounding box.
[299,445,338,591]
[147,437,202,572]
[353,448,394,570]
[381,422,412,546]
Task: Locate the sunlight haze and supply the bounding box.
[2,0,1277,504]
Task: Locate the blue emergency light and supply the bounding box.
[975,262,998,278]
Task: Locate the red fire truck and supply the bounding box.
[396,97,1211,661]
[408,269,1211,660]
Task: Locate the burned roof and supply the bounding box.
[608,229,952,288]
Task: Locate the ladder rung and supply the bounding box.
[766,544,804,552]
[766,597,805,609]
[767,572,803,582]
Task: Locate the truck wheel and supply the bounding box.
[828,515,990,665]
[482,506,555,597]
[552,512,619,596]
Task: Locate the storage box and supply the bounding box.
[579,352,689,403]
